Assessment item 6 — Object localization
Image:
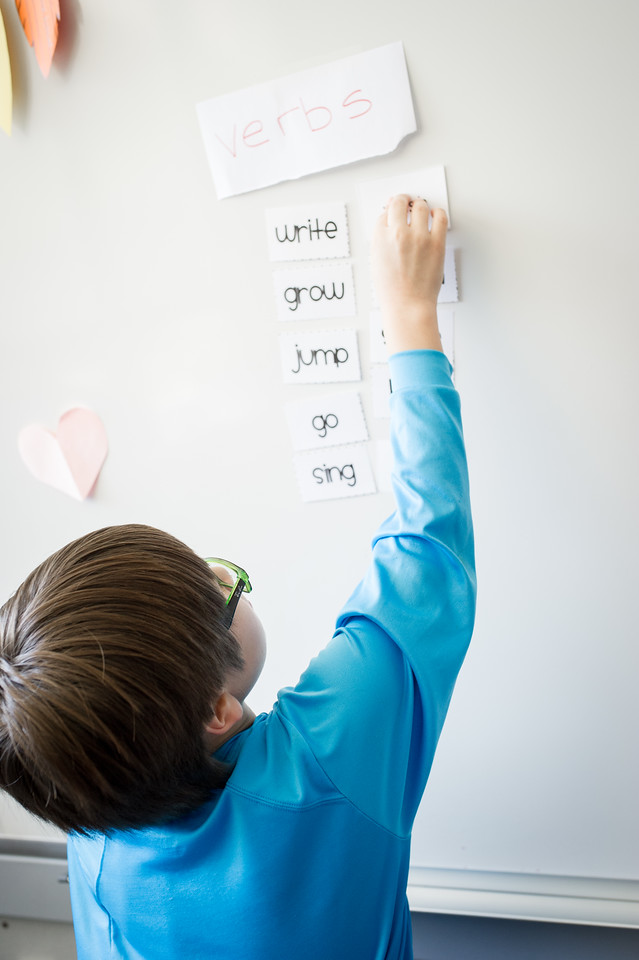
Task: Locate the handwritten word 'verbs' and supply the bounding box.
[215,90,373,159]
[291,346,349,374]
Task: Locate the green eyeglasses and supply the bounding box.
[204,558,252,629]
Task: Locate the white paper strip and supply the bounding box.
[285,391,368,451]
[294,443,376,501]
[369,310,455,368]
[197,42,416,199]
[371,364,392,418]
[440,247,458,303]
[358,166,451,238]
[280,329,361,384]
[273,264,356,321]
[266,202,349,261]
[369,309,387,364]
[439,309,455,366]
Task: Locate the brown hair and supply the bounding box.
[0,524,244,834]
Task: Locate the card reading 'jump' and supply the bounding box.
[279,329,361,384]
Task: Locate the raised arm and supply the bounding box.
[277,196,475,832]
[372,194,447,355]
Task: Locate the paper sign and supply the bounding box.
[16,0,60,78]
[280,329,361,384]
[438,308,455,365]
[294,443,376,502]
[371,364,392,419]
[369,309,455,367]
[285,391,368,451]
[440,248,458,303]
[273,263,356,321]
[266,202,349,261]
[18,408,108,500]
[370,244,457,310]
[369,309,387,364]
[359,166,451,238]
[0,11,11,135]
[196,42,416,199]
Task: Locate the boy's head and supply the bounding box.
[0,524,262,835]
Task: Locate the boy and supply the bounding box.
[0,195,476,959]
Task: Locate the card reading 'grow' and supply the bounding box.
[273,264,355,321]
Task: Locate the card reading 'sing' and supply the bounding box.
[294,443,376,502]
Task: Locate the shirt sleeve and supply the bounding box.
[275,350,476,836]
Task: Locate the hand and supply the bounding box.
[371,194,448,356]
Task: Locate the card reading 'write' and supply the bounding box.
[273,263,355,321]
[285,391,368,451]
[266,202,349,261]
[279,329,361,384]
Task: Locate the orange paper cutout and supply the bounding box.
[0,11,11,135]
[15,0,60,77]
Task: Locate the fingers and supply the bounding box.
[376,194,447,235]
[409,197,430,232]
[429,207,448,244]
[386,194,412,229]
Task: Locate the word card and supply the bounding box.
[370,245,458,310]
[294,443,376,502]
[440,248,458,303]
[197,42,416,199]
[369,310,455,367]
[279,329,361,384]
[266,202,349,261]
[285,391,368,451]
[358,165,451,238]
[371,364,392,419]
[273,263,356,320]
[369,309,387,364]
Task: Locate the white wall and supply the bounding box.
[1,0,638,919]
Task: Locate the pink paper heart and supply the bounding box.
[18,408,108,500]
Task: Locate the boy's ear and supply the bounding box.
[203,691,243,737]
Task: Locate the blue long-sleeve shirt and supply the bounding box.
[67,349,476,959]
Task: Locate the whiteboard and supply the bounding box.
[1,0,638,922]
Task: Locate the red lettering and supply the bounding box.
[277,107,301,134]
[342,89,372,119]
[215,126,238,157]
[242,120,269,148]
[300,98,332,132]
[217,87,372,160]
